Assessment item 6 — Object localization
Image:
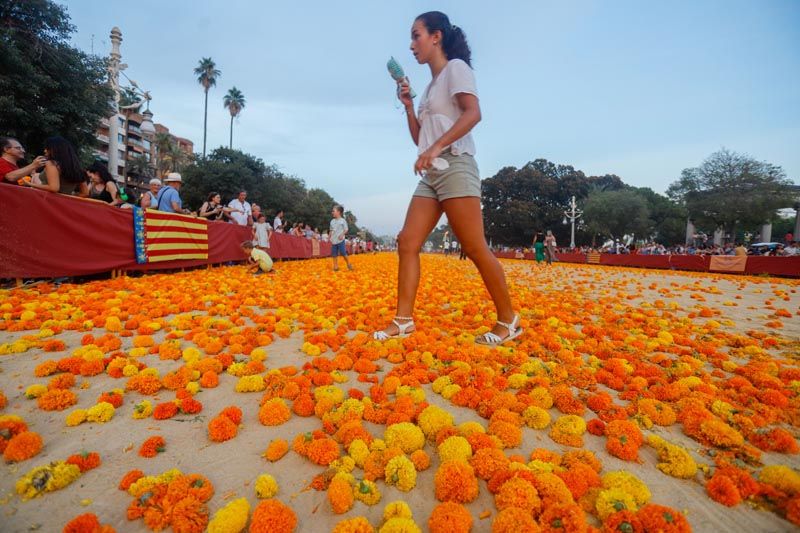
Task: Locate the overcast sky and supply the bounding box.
[63,0,800,235]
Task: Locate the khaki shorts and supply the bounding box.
[413,150,481,201]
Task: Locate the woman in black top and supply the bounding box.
[86,161,120,205]
[199,192,233,221]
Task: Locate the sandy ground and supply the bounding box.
[0,255,799,532]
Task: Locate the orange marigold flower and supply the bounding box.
[138,436,166,458]
[208,415,238,442]
[219,405,242,424]
[180,397,203,414]
[636,504,690,533]
[34,360,59,377]
[410,449,431,471]
[328,476,354,514]
[786,496,800,526]
[37,389,77,411]
[471,447,509,481]
[306,437,340,466]
[495,477,542,517]
[42,340,66,352]
[428,501,473,533]
[199,371,219,388]
[492,507,539,533]
[3,431,43,462]
[265,439,289,462]
[587,419,606,436]
[434,461,479,503]
[0,390,6,410]
[249,499,297,533]
[259,398,291,426]
[63,512,114,533]
[557,463,602,500]
[292,393,316,417]
[706,474,742,507]
[170,495,209,533]
[153,402,179,420]
[66,451,101,473]
[602,510,643,533]
[97,391,123,408]
[119,469,144,491]
[538,503,588,533]
[48,373,76,390]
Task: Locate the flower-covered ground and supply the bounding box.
[1,254,799,532]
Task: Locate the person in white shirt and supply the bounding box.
[373,11,521,347]
[273,209,284,232]
[228,190,252,226]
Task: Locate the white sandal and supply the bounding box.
[475,315,523,346]
[373,316,415,340]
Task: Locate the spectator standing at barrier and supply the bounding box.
[251,204,261,224]
[329,205,354,271]
[544,230,557,265]
[253,214,272,251]
[228,190,252,226]
[156,172,188,214]
[0,137,47,184]
[734,243,747,256]
[22,136,88,196]
[199,192,233,221]
[273,209,285,232]
[140,179,161,209]
[241,241,273,275]
[86,161,120,205]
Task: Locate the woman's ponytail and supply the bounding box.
[416,11,472,67]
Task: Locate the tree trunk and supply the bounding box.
[229,113,233,149]
[202,88,209,157]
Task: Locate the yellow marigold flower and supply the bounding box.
[349,439,370,468]
[647,435,697,479]
[16,461,81,500]
[385,423,425,454]
[602,471,651,506]
[528,386,553,409]
[379,518,421,533]
[333,516,375,533]
[122,364,139,377]
[438,436,472,463]
[354,479,382,506]
[522,406,551,429]
[104,316,122,332]
[432,376,451,394]
[527,459,557,474]
[370,439,387,452]
[250,347,267,362]
[227,362,248,377]
[395,386,425,404]
[330,456,356,474]
[458,421,485,436]
[207,497,250,533]
[255,473,278,499]
[314,385,345,405]
[235,374,266,393]
[383,501,413,520]
[384,456,417,492]
[86,402,115,423]
[132,400,153,419]
[65,409,87,427]
[182,347,202,363]
[185,382,200,395]
[441,384,461,400]
[129,347,148,358]
[760,465,800,495]
[140,368,159,377]
[25,384,47,399]
[595,488,638,519]
[418,405,454,440]
[507,373,528,389]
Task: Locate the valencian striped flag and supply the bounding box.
[133,207,208,264]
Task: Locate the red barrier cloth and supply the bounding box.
[745,256,800,277]
[0,184,331,278]
[599,255,672,269]
[709,255,747,273]
[669,255,709,271]
[556,253,587,264]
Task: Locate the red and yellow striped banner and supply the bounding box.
[144,210,208,263]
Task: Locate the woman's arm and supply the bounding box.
[198,202,213,218]
[106,182,121,206]
[414,92,481,174]
[27,161,61,192]
[141,193,151,209]
[398,80,420,145]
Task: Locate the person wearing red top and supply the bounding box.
[0,137,47,184]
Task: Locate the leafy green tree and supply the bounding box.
[0,0,112,158]
[194,57,221,158]
[583,189,651,242]
[629,186,687,245]
[223,87,245,150]
[667,148,794,239]
[295,188,336,231]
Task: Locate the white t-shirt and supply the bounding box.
[273,216,283,232]
[228,199,251,225]
[330,218,348,244]
[417,59,478,156]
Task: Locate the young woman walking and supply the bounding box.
[374,11,522,346]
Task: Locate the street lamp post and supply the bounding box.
[563,195,582,250]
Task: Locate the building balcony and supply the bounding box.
[97,134,109,144]
[100,118,110,127]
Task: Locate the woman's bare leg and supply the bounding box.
[442,197,515,337]
[379,196,442,336]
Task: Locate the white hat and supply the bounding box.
[149,178,162,185]
[164,172,182,183]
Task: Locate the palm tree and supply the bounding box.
[223,87,246,150]
[193,57,221,158]
[153,132,175,177]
